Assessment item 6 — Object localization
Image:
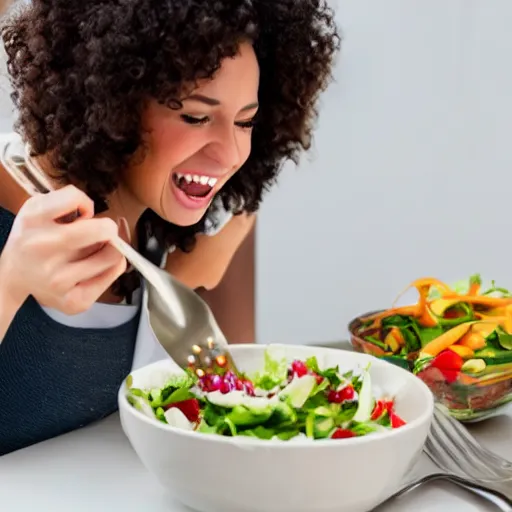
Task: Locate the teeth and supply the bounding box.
[175,172,218,188]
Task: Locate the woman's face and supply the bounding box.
[121,42,260,227]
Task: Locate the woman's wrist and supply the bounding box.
[0,254,27,342]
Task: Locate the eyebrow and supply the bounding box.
[185,94,259,112]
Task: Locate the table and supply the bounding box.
[1,341,511,512]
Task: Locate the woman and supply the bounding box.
[0,0,339,455]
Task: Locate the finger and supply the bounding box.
[117,217,133,271]
[60,243,126,286]
[25,185,95,222]
[64,256,128,311]
[59,217,119,250]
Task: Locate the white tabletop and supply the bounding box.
[1,342,511,512]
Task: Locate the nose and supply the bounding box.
[206,124,242,172]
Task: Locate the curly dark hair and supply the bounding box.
[2,0,340,297]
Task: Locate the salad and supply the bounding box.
[126,349,406,441]
[351,274,512,414]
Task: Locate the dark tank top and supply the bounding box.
[0,206,140,455]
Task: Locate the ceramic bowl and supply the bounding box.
[118,344,433,512]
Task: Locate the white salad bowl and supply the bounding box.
[118,344,434,512]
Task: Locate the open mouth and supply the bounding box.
[172,172,218,198]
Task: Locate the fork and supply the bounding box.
[373,472,512,511]
[1,142,240,376]
[425,404,512,500]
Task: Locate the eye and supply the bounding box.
[181,114,209,125]
[235,119,256,129]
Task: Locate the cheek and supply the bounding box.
[238,133,253,166]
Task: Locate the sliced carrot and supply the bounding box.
[504,305,512,334]
[468,282,480,295]
[458,331,487,350]
[417,307,439,327]
[448,345,474,359]
[468,274,482,296]
[442,295,512,308]
[358,305,417,327]
[421,322,478,357]
[386,327,405,347]
[392,277,454,308]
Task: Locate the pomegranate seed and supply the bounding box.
[291,360,308,377]
[327,390,343,403]
[313,373,324,385]
[328,386,355,404]
[331,428,356,439]
[339,386,355,401]
[209,375,223,392]
[243,380,255,396]
[220,380,233,394]
[224,371,236,384]
[164,399,200,423]
[235,379,244,391]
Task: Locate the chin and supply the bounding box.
[162,208,207,228]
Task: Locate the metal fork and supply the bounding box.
[426,404,512,480]
[373,473,512,511]
[1,142,239,375]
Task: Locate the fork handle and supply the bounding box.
[373,473,512,511]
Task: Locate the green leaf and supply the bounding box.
[469,273,482,287]
[202,403,227,427]
[417,326,444,347]
[160,387,194,407]
[497,330,512,350]
[239,426,276,440]
[197,420,218,434]
[401,327,421,352]
[351,422,379,436]
[364,336,388,351]
[155,407,166,423]
[334,402,358,424]
[251,349,288,391]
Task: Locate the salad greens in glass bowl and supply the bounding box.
[126,348,406,441]
[349,274,512,422]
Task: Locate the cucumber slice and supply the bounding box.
[353,370,374,423]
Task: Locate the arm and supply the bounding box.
[165,212,256,291]
[0,255,26,342]
[164,213,256,343]
[198,219,256,344]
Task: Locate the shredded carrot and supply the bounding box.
[421,322,478,357]
[358,305,417,328]
[458,331,487,350]
[392,277,454,308]
[468,282,481,295]
[417,307,438,327]
[448,345,474,359]
[441,295,512,307]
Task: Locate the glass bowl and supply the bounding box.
[348,311,512,422]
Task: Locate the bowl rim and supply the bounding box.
[118,343,434,449]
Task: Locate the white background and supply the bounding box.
[257,0,512,344]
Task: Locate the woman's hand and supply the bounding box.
[1,185,127,314]
[165,212,256,290]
